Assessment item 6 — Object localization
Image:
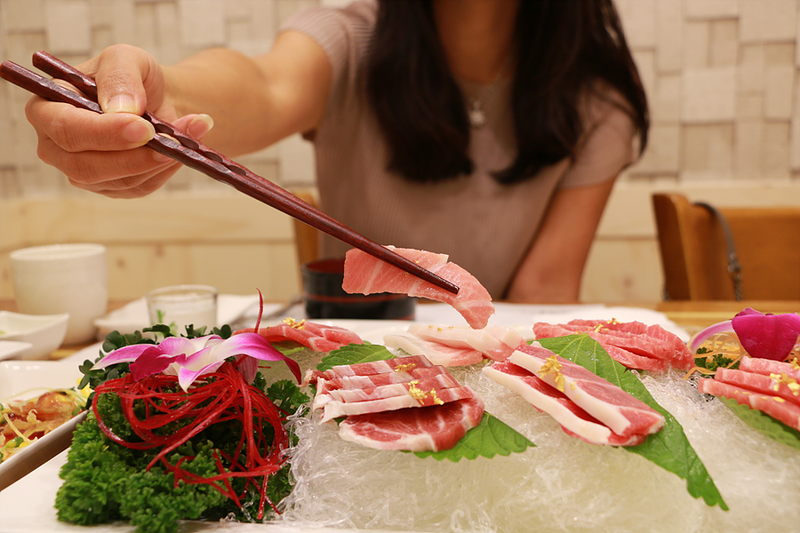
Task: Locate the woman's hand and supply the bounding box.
[24,44,213,198]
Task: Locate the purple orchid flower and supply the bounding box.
[690,307,800,361]
[93,332,301,391]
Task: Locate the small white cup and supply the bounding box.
[11,243,108,345]
[146,285,218,333]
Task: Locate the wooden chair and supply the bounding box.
[290,188,320,267]
[652,193,800,300]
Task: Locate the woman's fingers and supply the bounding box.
[37,136,175,185]
[26,97,156,153]
[80,44,164,115]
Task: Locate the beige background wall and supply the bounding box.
[1,0,800,304]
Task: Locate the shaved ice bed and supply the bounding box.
[278,365,800,533]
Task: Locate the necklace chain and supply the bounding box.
[467,56,512,129]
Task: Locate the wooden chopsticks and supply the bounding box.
[0,52,459,295]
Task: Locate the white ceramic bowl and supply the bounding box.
[0,311,70,360]
[0,340,34,362]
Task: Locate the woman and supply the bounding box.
[24,0,648,302]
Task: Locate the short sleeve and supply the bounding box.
[279,0,376,109]
[558,90,639,189]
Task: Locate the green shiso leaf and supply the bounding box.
[413,412,534,462]
[718,396,800,450]
[538,334,729,511]
[316,343,395,371]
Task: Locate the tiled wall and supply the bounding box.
[617,0,800,183]
[1,0,800,303]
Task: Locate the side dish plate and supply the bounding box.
[0,344,99,491]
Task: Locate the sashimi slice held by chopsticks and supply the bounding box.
[343,246,494,329]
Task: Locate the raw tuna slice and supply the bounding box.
[532,323,667,371]
[342,246,494,329]
[319,384,476,422]
[338,397,485,452]
[510,344,665,438]
[305,355,435,385]
[314,373,462,409]
[314,366,449,395]
[698,378,800,430]
[239,319,362,352]
[533,320,693,372]
[738,357,800,380]
[384,334,484,367]
[407,324,524,361]
[714,368,800,407]
[483,361,645,446]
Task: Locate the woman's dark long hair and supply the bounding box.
[365,0,649,184]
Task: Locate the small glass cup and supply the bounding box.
[146,285,218,333]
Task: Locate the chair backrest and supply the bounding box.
[290,188,320,268]
[652,193,800,300]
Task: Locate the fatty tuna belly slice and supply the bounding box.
[699,378,800,430]
[483,361,645,446]
[510,344,665,438]
[407,324,524,361]
[305,355,435,385]
[738,357,800,380]
[319,384,476,423]
[315,373,462,409]
[314,366,449,395]
[342,246,494,329]
[533,323,679,372]
[384,333,484,367]
[338,397,485,452]
[240,320,363,353]
[713,368,800,407]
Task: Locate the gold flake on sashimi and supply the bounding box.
[538,355,566,392]
[592,318,620,333]
[283,318,306,329]
[394,363,417,372]
[407,380,444,405]
[769,373,800,396]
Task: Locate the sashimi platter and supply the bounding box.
[7,247,800,533]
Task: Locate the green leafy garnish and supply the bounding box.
[316,343,395,371]
[693,352,739,373]
[718,397,800,450]
[538,335,728,511]
[58,321,308,533]
[413,412,534,462]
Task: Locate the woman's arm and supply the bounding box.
[504,177,617,303]
[24,32,330,198]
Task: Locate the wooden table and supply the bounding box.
[655,300,800,335]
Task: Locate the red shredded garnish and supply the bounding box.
[92,360,288,519]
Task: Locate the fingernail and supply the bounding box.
[122,118,155,143]
[189,114,215,139]
[105,95,138,114]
